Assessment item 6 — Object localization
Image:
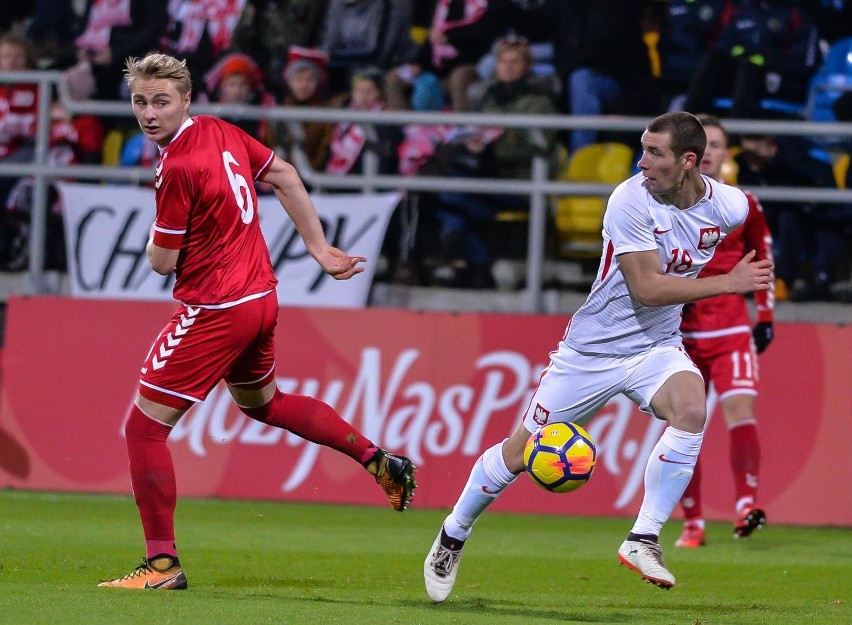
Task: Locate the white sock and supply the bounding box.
[735,496,755,514]
[631,427,703,538]
[444,440,519,541]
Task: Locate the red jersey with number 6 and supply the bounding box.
[151,115,277,306]
[681,190,774,335]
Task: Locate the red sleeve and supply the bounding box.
[743,192,774,322]
[152,158,194,250]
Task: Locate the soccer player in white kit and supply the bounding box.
[424,111,774,599]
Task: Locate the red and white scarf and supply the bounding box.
[169,0,247,55]
[326,103,384,176]
[75,0,132,50]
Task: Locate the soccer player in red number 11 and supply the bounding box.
[675,114,775,548]
[99,53,417,590]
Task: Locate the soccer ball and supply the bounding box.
[523,422,597,493]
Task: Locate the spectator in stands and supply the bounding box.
[544,0,658,153]
[420,37,558,287]
[3,64,105,273]
[397,75,452,177]
[385,0,509,112]
[683,0,821,119]
[74,0,169,100]
[473,0,559,88]
[321,0,416,97]
[0,32,38,264]
[388,75,453,285]
[202,52,276,143]
[277,47,335,172]
[0,33,37,164]
[231,0,329,98]
[53,61,106,165]
[325,67,401,176]
[657,0,730,112]
[26,0,82,70]
[164,0,248,92]
[736,134,849,301]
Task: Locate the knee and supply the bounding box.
[669,402,707,434]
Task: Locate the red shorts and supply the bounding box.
[682,331,759,400]
[138,292,278,409]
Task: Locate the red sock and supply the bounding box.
[680,456,703,522]
[240,389,377,464]
[729,422,759,505]
[124,405,178,560]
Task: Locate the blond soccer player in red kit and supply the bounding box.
[99,53,416,590]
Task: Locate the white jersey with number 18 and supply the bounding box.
[565,172,748,356]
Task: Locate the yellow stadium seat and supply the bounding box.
[833,152,849,189]
[102,129,125,167]
[721,146,741,185]
[553,142,634,258]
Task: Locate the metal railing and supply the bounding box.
[2,70,852,311]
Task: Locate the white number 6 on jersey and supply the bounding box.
[222,151,254,224]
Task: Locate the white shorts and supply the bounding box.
[522,344,702,431]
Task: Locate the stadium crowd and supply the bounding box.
[0,0,850,300]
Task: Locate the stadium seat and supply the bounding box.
[552,142,634,258]
[806,36,852,122]
[833,151,850,189]
[101,129,125,166]
[721,146,741,185]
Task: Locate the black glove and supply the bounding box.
[752,321,773,354]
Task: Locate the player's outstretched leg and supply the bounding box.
[98,555,187,590]
[618,539,676,589]
[239,392,417,511]
[424,526,465,603]
[422,440,519,602]
[734,505,766,539]
[365,448,417,511]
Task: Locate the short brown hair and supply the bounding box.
[646,111,706,163]
[695,113,728,146]
[124,53,192,96]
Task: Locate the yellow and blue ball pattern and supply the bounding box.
[523,422,597,493]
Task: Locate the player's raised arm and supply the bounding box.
[260,155,366,280]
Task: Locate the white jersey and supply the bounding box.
[565,172,748,356]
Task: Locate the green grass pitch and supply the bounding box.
[0,490,848,625]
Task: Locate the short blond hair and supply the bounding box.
[124,53,192,96]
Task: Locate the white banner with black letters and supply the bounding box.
[58,183,400,308]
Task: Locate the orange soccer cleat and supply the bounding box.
[675,523,707,548]
[367,449,418,512]
[98,555,187,590]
